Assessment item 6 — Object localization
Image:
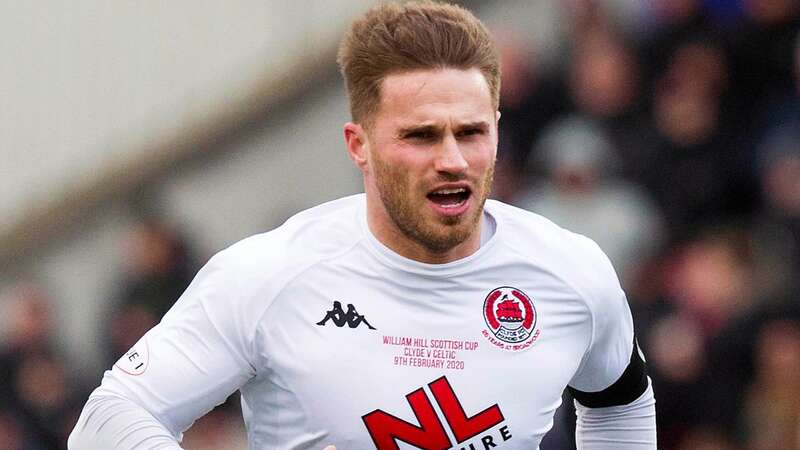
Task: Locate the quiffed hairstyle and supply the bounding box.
[337,1,500,126]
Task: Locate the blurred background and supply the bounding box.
[1,0,799,449]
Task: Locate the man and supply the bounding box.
[69,2,656,449]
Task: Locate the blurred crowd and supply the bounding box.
[0,220,248,450]
[497,0,800,448]
[2,0,799,449]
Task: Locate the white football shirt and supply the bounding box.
[94,194,639,449]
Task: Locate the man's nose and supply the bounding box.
[434,134,468,175]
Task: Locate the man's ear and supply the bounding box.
[344,122,369,172]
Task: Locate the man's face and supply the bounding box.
[348,68,499,260]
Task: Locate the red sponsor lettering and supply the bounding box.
[362,387,451,450]
[362,376,505,449]
[428,377,504,443]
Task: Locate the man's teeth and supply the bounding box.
[429,188,468,209]
[433,188,466,194]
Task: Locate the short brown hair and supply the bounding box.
[337,1,500,125]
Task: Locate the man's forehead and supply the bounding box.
[374,68,494,124]
[379,68,490,100]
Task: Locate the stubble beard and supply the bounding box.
[373,156,495,255]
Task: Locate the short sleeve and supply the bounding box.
[101,249,261,436]
[568,240,636,393]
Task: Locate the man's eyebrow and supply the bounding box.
[397,121,490,136]
[396,124,441,136]
[456,121,490,131]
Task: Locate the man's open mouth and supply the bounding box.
[427,187,471,208]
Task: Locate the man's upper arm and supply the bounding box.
[567,237,649,407]
[98,248,262,436]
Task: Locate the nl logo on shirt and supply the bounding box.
[362,376,512,449]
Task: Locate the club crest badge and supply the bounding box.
[481,286,540,352]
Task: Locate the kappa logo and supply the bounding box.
[317,301,376,330]
[362,376,512,450]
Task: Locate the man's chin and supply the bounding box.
[439,214,464,226]
[414,221,477,253]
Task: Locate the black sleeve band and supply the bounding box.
[568,336,648,408]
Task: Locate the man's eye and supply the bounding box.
[458,128,483,137]
[406,131,434,140]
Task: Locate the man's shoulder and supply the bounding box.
[487,199,563,234]
[209,194,365,283]
[488,199,601,257]
[488,199,620,297]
